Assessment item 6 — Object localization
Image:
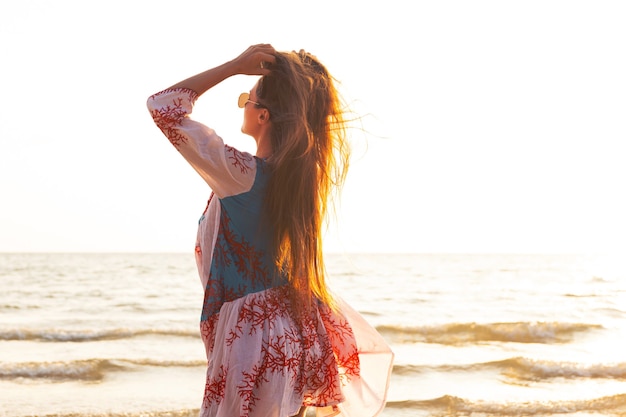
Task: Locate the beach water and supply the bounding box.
[1,252,626,417]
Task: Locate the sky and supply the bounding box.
[1,0,625,254]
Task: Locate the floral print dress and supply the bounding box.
[147,88,393,417]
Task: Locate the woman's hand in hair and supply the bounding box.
[165,44,276,97]
[232,44,276,76]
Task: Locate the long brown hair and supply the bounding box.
[257,50,350,309]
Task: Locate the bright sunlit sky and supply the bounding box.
[1,0,625,254]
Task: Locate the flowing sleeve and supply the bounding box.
[146,88,256,198]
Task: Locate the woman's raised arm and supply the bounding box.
[167,44,276,96]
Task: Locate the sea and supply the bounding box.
[1,252,626,417]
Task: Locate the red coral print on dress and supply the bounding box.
[203,364,227,408]
[215,287,360,414]
[238,363,269,415]
[200,208,272,322]
[218,212,270,288]
[200,315,219,356]
[149,89,198,147]
[320,307,361,382]
[225,145,253,174]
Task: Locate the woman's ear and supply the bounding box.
[258,109,270,123]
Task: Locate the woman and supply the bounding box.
[147,44,393,417]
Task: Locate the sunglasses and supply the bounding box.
[238,92,265,109]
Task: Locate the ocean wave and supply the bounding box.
[0,303,28,310]
[377,321,603,345]
[490,357,626,381]
[0,358,205,381]
[0,328,200,342]
[10,395,626,417]
[387,393,626,415]
[394,356,626,381]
